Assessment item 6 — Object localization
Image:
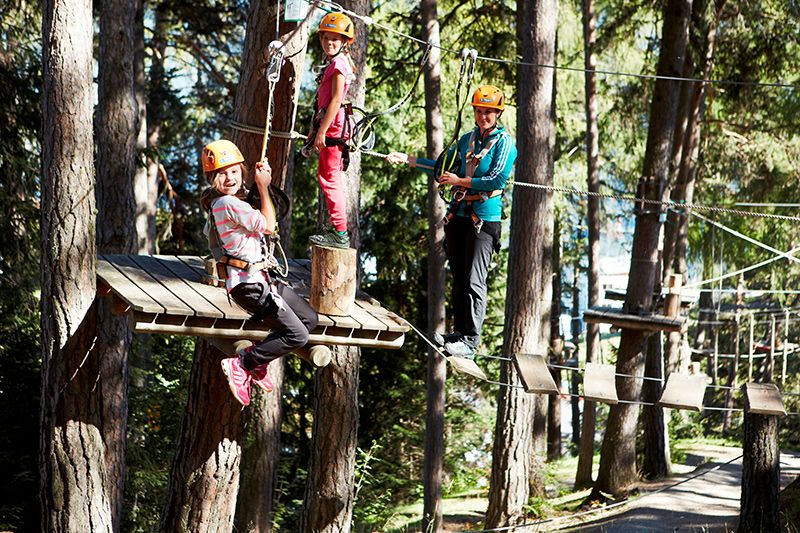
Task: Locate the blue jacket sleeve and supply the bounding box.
[470,135,516,191]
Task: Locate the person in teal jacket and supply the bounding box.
[387,85,517,358]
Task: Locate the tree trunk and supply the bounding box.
[641,332,671,479]
[160,341,246,531]
[236,361,285,533]
[301,2,367,531]
[575,0,599,490]
[39,0,112,530]
[547,214,563,462]
[739,411,781,532]
[96,0,139,527]
[486,0,557,527]
[570,260,581,448]
[146,9,166,253]
[132,0,153,254]
[593,0,692,498]
[420,0,447,531]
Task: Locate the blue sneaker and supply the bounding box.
[444,340,476,360]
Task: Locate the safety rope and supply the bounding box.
[510,181,800,222]
[260,40,286,162]
[437,48,477,187]
[348,42,433,153]
[693,211,800,264]
[304,0,800,92]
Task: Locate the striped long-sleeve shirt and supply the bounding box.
[417,126,517,222]
[210,195,269,290]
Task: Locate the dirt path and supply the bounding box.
[557,447,800,532]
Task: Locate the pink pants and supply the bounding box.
[318,143,348,232]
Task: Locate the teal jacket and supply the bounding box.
[417,126,517,222]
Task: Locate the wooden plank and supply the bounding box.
[158,256,249,320]
[97,256,165,314]
[583,307,684,333]
[583,362,618,404]
[513,354,559,394]
[447,356,487,380]
[658,373,706,411]
[128,254,221,318]
[105,254,195,315]
[744,382,786,416]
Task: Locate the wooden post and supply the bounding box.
[768,314,776,382]
[739,384,783,532]
[782,310,789,385]
[748,311,754,382]
[310,244,357,316]
[712,326,719,384]
[662,273,682,318]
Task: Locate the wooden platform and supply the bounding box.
[97,255,408,349]
[583,306,685,333]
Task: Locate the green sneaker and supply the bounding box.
[310,230,350,249]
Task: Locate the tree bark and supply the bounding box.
[39,0,112,530]
[570,259,581,448]
[160,340,245,531]
[132,0,153,254]
[301,2,367,531]
[739,412,781,532]
[146,9,166,253]
[593,0,692,498]
[547,214,563,462]
[96,0,139,526]
[575,0,599,490]
[486,0,557,527]
[641,332,671,479]
[420,0,447,531]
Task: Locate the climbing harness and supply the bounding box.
[436,48,478,193]
[442,129,503,234]
[260,40,286,162]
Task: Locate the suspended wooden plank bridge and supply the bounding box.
[96,255,408,349]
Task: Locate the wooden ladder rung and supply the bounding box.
[658,373,706,412]
[447,356,487,381]
[513,354,559,394]
[583,362,618,404]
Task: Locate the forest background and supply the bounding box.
[2,0,800,531]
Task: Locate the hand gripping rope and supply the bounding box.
[436,48,478,195]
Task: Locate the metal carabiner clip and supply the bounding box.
[453,188,467,202]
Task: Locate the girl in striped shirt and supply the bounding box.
[201,139,318,407]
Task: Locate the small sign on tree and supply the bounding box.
[284,0,308,22]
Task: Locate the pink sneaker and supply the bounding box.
[220,357,251,406]
[250,363,274,393]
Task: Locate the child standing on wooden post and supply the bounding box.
[302,12,356,249]
[200,139,318,407]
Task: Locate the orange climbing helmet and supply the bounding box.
[471,85,505,111]
[318,12,355,43]
[202,139,244,174]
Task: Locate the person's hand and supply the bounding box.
[438,171,465,186]
[314,130,327,152]
[386,152,408,165]
[254,160,272,189]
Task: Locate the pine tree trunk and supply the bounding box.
[486,0,557,527]
[146,9,166,253]
[547,215,563,462]
[160,341,246,531]
[236,361,285,533]
[40,1,111,530]
[593,0,692,497]
[739,411,781,532]
[420,0,447,531]
[641,332,671,479]
[132,0,153,254]
[301,3,368,531]
[575,0,599,490]
[96,0,139,526]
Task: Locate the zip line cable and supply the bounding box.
[305,0,800,91]
[692,211,800,265]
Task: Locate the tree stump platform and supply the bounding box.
[96,255,408,350]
